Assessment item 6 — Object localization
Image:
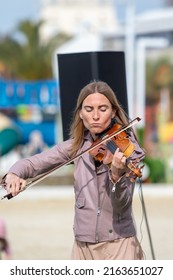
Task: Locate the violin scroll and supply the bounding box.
[126,161,144,182]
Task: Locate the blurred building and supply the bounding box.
[39,0,119,42]
[39,0,173,48]
[105,4,173,50]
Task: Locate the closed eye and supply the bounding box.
[83,105,109,112]
[84,106,93,112]
[99,105,109,112]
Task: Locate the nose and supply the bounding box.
[92,109,99,120]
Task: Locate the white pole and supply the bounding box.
[124,0,135,119]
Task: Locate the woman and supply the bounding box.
[2,80,145,260]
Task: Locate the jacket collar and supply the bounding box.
[80,130,108,174]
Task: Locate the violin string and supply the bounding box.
[105,140,117,154]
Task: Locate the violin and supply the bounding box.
[89,122,144,181]
[0,117,143,200]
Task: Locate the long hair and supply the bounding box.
[69,80,129,157]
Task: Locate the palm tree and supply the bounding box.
[0,20,71,80]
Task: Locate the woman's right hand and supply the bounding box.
[5,173,27,197]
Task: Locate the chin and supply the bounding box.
[90,128,103,134]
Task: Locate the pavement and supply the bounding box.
[0,183,172,260]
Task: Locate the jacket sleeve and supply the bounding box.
[110,130,145,212]
[6,139,72,179]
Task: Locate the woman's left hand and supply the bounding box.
[110,148,127,182]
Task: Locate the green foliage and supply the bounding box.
[144,157,166,183]
[136,127,144,146]
[136,127,166,183]
[146,56,173,102]
[0,20,72,80]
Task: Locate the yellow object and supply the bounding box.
[158,122,173,142]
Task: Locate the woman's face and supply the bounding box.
[79,92,115,137]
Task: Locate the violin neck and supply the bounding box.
[105,141,117,154]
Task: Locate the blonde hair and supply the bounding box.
[69,80,128,156]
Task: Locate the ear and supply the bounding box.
[79,110,83,120]
[111,109,116,119]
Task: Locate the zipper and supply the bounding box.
[95,206,101,242]
[112,183,116,192]
[95,164,100,243]
[94,162,107,243]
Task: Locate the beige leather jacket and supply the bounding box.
[8,130,145,243]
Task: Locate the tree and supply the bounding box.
[146,56,173,104]
[0,20,71,80]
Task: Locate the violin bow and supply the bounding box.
[0,117,141,200]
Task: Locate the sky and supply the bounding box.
[0,0,166,36]
[114,0,164,23]
[0,0,40,36]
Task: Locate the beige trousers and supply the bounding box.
[71,236,144,260]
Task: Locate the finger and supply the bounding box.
[102,150,113,164]
[5,182,13,194]
[6,182,14,196]
[7,180,21,196]
[121,155,126,163]
[112,149,124,163]
[114,148,120,156]
[19,179,27,191]
[4,174,21,197]
[11,182,19,196]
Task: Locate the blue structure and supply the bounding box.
[0,79,60,146]
[0,79,60,108]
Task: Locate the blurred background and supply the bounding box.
[0,0,173,260]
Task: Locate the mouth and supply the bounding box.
[91,123,102,127]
